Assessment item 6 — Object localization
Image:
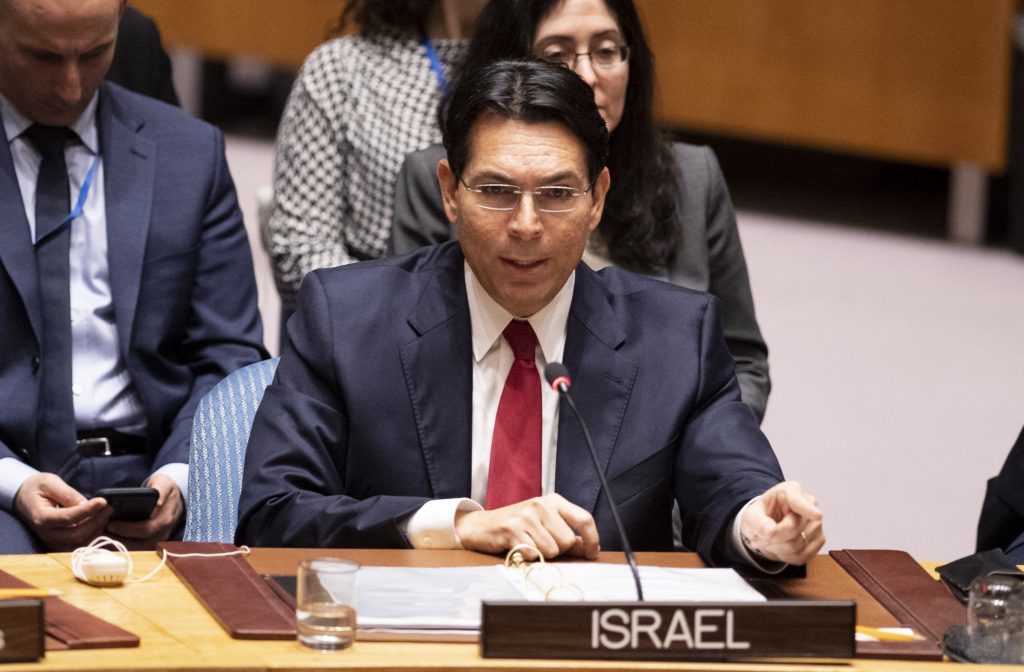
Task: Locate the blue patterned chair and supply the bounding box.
[183,357,279,542]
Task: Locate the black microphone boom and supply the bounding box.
[543,362,644,602]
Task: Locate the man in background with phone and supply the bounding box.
[0,0,265,553]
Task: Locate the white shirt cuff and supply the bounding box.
[150,462,188,505]
[0,458,40,511]
[403,498,482,549]
[731,496,787,574]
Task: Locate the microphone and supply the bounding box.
[544,362,644,602]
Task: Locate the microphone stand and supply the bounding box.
[547,364,644,602]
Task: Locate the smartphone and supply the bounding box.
[94,487,159,522]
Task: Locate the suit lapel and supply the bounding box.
[555,265,638,514]
[98,85,154,356]
[399,246,474,499]
[0,123,42,341]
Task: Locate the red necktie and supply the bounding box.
[485,320,542,509]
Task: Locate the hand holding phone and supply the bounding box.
[95,487,159,522]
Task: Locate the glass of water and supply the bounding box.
[296,558,359,651]
[967,574,1024,663]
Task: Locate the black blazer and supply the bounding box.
[977,424,1024,557]
[106,7,180,106]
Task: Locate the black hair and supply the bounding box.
[335,0,435,37]
[452,0,680,273]
[442,59,609,186]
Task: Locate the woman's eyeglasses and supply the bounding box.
[541,45,630,71]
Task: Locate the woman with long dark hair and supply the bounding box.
[391,0,771,422]
[268,0,485,312]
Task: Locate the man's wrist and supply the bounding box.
[0,457,40,511]
[732,496,787,574]
[404,498,482,549]
[740,531,773,563]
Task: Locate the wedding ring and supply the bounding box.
[800,531,808,545]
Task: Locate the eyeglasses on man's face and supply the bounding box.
[459,179,593,214]
[539,44,630,71]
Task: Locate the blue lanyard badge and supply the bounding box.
[35,154,98,246]
[419,29,449,96]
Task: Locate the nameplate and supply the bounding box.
[0,599,45,663]
[481,601,855,661]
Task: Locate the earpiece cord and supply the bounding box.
[72,536,251,585]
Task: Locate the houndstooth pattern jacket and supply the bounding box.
[269,30,466,309]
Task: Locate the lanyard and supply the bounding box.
[35,154,98,246]
[419,29,449,96]
[66,155,99,226]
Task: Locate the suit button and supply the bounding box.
[31,357,40,374]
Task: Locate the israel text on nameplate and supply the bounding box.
[0,599,45,663]
[481,600,856,661]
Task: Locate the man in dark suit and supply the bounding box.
[0,0,265,553]
[978,424,1024,562]
[237,59,822,569]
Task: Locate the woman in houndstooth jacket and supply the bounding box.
[268,0,485,312]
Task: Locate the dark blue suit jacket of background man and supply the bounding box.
[236,241,784,566]
[0,82,266,476]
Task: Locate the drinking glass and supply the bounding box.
[967,574,1024,663]
[296,558,359,651]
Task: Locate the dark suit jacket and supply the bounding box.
[978,424,1024,559]
[0,82,266,476]
[236,242,783,566]
[106,7,180,106]
[389,143,771,423]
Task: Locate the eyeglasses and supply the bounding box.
[540,45,630,71]
[459,178,592,214]
[505,544,584,602]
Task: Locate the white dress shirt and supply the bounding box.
[0,94,187,510]
[403,262,778,571]
[403,262,573,548]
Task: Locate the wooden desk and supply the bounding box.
[0,550,975,672]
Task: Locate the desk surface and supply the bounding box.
[0,550,984,672]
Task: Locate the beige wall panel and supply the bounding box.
[639,0,1014,170]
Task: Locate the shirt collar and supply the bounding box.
[0,92,100,154]
[464,260,576,364]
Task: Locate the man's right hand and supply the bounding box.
[454,493,600,560]
[13,473,111,551]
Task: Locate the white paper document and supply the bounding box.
[347,564,765,633]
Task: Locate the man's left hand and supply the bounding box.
[740,481,824,565]
[106,474,183,549]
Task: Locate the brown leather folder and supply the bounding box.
[156,541,295,639]
[831,549,965,660]
[0,569,139,650]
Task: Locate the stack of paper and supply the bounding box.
[335,564,765,636]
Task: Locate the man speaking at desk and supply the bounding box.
[237,60,823,570]
[0,0,265,553]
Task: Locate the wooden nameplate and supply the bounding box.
[0,570,138,650]
[0,599,44,662]
[481,600,855,661]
